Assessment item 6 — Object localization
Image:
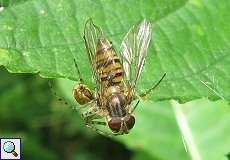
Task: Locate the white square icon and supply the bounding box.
[0,138,21,160]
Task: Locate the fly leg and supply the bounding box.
[86,122,114,137]
[81,106,99,122]
[81,107,114,137]
[139,73,166,98]
[83,108,128,137]
[48,80,76,107]
[129,100,140,114]
[125,73,166,113]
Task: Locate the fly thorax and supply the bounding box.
[106,93,127,117]
[104,86,121,97]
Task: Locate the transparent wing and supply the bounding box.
[83,18,103,86]
[120,19,152,88]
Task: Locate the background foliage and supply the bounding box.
[0,0,230,160]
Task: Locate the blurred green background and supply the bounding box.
[0,67,133,160]
[0,66,229,160]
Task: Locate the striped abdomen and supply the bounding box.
[95,38,124,87]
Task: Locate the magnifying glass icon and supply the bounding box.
[3,141,18,157]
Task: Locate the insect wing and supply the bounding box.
[120,19,152,88]
[83,19,103,86]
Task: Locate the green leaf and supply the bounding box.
[171,99,230,160]
[58,78,230,160]
[132,151,159,160]
[0,0,29,7]
[118,100,190,160]
[0,0,229,102]
[118,99,230,160]
[58,78,190,159]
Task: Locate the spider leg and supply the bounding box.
[139,73,166,98]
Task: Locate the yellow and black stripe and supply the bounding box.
[95,45,124,86]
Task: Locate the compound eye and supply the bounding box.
[125,115,135,130]
[108,117,122,132]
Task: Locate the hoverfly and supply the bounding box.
[73,19,166,136]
